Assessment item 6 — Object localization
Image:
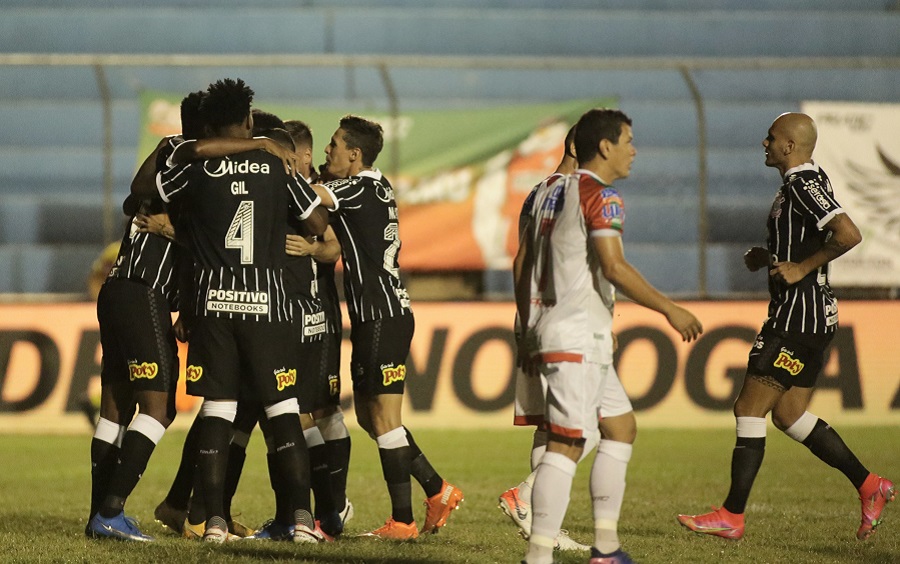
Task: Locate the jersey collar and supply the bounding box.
[574,168,610,187]
[357,168,383,180]
[783,161,817,180]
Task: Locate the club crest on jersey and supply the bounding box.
[275,368,297,391]
[128,361,158,381]
[381,363,406,386]
[203,159,270,178]
[186,365,203,382]
[773,349,804,376]
[770,191,785,218]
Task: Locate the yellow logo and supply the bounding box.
[773,352,804,376]
[328,374,340,397]
[381,364,407,387]
[186,365,204,382]
[128,362,158,381]
[276,369,297,391]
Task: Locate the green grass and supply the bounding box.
[0,426,898,563]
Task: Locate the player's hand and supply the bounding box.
[261,138,302,176]
[134,213,175,240]
[666,305,703,342]
[173,314,192,343]
[769,261,806,286]
[285,233,317,256]
[743,246,771,272]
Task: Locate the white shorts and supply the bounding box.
[513,361,632,427]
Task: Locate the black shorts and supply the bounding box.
[186,316,298,403]
[297,333,341,413]
[747,325,834,389]
[97,278,178,393]
[350,314,414,396]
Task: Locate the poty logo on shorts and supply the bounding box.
[204,159,270,178]
[328,374,340,397]
[381,363,406,387]
[128,361,158,381]
[275,368,297,391]
[186,365,204,382]
[773,350,804,376]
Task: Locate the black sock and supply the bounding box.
[222,443,247,522]
[379,446,413,524]
[722,436,765,514]
[197,416,233,523]
[165,415,202,510]
[266,451,292,525]
[269,413,311,515]
[802,419,870,489]
[90,439,119,519]
[405,427,443,498]
[309,443,336,518]
[99,430,157,518]
[325,437,351,509]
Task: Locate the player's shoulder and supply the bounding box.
[785,163,825,186]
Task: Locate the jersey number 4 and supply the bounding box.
[225,200,254,264]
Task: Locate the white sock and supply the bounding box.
[591,439,632,554]
[527,452,576,564]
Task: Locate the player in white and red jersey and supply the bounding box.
[517,108,703,564]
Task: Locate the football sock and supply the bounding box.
[377,427,414,524]
[528,452,576,564]
[266,448,292,525]
[530,429,548,471]
[90,417,124,519]
[801,418,870,489]
[317,411,351,509]
[99,414,166,518]
[591,439,632,554]
[196,414,234,523]
[519,471,536,505]
[164,414,201,510]
[723,416,766,515]
[267,409,312,515]
[304,426,336,518]
[223,430,250,523]
[404,427,443,498]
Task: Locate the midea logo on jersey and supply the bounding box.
[203,159,271,178]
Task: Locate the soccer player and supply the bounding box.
[677,112,894,541]
[309,115,463,540]
[85,133,191,542]
[149,78,328,544]
[517,108,703,564]
[500,124,639,558]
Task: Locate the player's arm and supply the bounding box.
[311,184,336,210]
[770,212,861,285]
[130,137,170,199]
[285,225,341,264]
[134,212,176,242]
[594,234,703,342]
[743,246,771,272]
[513,221,536,369]
[169,136,301,175]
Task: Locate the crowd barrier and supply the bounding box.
[1,301,897,433]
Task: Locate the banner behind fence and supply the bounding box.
[1,301,898,433]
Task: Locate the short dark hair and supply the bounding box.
[284,120,313,150]
[201,78,254,131]
[563,124,577,160]
[259,127,295,152]
[574,108,632,165]
[180,91,206,140]
[251,109,285,135]
[339,115,384,167]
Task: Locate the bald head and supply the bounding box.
[763,112,818,174]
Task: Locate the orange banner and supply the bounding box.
[1,301,898,433]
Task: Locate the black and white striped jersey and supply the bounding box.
[764,163,844,334]
[106,197,180,311]
[284,217,325,343]
[157,149,321,322]
[321,169,411,324]
[317,260,342,335]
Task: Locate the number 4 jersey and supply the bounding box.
[157,149,321,322]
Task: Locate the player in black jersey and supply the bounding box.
[679,113,894,542]
[152,78,328,544]
[310,115,463,540]
[85,94,198,541]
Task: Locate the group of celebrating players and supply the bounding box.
[86,77,462,546]
[83,75,894,564]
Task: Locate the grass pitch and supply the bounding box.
[0,426,897,563]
